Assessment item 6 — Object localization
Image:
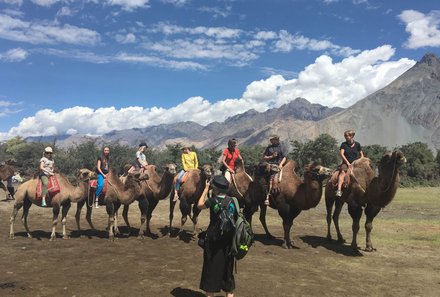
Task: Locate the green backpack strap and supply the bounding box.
[231,197,240,215]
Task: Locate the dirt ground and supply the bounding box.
[0,187,439,297]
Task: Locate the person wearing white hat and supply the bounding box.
[39,146,55,207]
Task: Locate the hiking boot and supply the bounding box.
[335,190,343,197]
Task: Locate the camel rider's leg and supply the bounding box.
[95,173,105,208]
[224,171,232,183]
[6,177,14,200]
[174,170,186,202]
[265,176,274,206]
[336,170,345,197]
[41,175,49,207]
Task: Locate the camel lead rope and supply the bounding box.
[231,174,244,198]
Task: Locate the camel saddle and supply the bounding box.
[36,176,60,200]
[174,171,190,186]
[329,168,352,189]
[89,179,108,194]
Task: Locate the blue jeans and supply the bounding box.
[96,173,105,197]
[175,170,185,191]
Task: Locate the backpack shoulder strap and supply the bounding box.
[231,197,240,215]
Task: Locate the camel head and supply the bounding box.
[200,164,214,180]
[378,151,406,174]
[12,172,24,183]
[163,163,177,175]
[77,168,97,181]
[3,158,17,166]
[304,162,332,182]
[254,162,271,177]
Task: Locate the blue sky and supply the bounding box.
[0,0,439,139]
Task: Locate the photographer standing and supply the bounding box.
[197,175,235,297]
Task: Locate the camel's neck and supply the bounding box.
[68,179,89,203]
[377,168,400,207]
[150,171,174,200]
[300,176,323,210]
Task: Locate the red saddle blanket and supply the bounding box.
[36,176,60,200]
[89,179,108,194]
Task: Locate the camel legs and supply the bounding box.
[75,200,95,233]
[169,196,177,236]
[364,203,381,252]
[50,204,61,241]
[259,204,274,239]
[137,198,148,239]
[106,201,116,241]
[191,202,201,237]
[278,204,301,249]
[347,200,363,250]
[179,198,190,230]
[9,200,24,239]
[21,198,33,238]
[61,201,71,239]
[122,204,131,228]
[113,203,122,236]
[326,196,345,243]
[146,197,158,235]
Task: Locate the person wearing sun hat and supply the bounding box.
[135,141,149,172]
[174,144,199,201]
[198,175,236,297]
[39,146,55,207]
[262,134,286,206]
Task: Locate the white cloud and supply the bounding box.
[323,0,339,4]
[151,22,242,39]
[0,13,101,45]
[250,45,415,108]
[274,30,359,57]
[399,10,440,49]
[115,32,136,43]
[31,0,59,7]
[106,0,150,11]
[160,0,190,7]
[56,6,74,17]
[1,45,417,139]
[198,6,231,19]
[40,48,207,70]
[0,47,28,62]
[0,0,23,5]
[0,99,22,118]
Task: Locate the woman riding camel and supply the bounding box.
[94,146,110,208]
[39,146,55,207]
[129,142,149,173]
[221,138,244,183]
[174,145,199,201]
[335,130,364,197]
[263,135,286,206]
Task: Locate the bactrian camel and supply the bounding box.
[120,164,176,236]
[169,164,213,237]
[97,168,148,240]
[246,161,332,249]
[9,169,96,240]
[326,151,406,251]
[325,157,375,244]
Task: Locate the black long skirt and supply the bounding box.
[200,234,235,293]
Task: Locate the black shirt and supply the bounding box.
[96,156,109,174]
[264,144,285,165]
[340,141,362,164]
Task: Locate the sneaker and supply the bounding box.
[264,198,270,206]
[335,190,343,197]
[94,202,99,209]
[172,190,179,202]
[41,200,47,207]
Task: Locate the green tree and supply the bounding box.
[399,142,435,180]
[363,144,388,169]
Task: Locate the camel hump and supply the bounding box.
[352,157,371,168]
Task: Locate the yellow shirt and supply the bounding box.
[182,151,198,171]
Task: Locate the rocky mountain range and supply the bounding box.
[31,53,440,151]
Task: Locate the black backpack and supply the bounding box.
[211,195,236,242]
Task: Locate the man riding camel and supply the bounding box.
[263,135,286,206]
